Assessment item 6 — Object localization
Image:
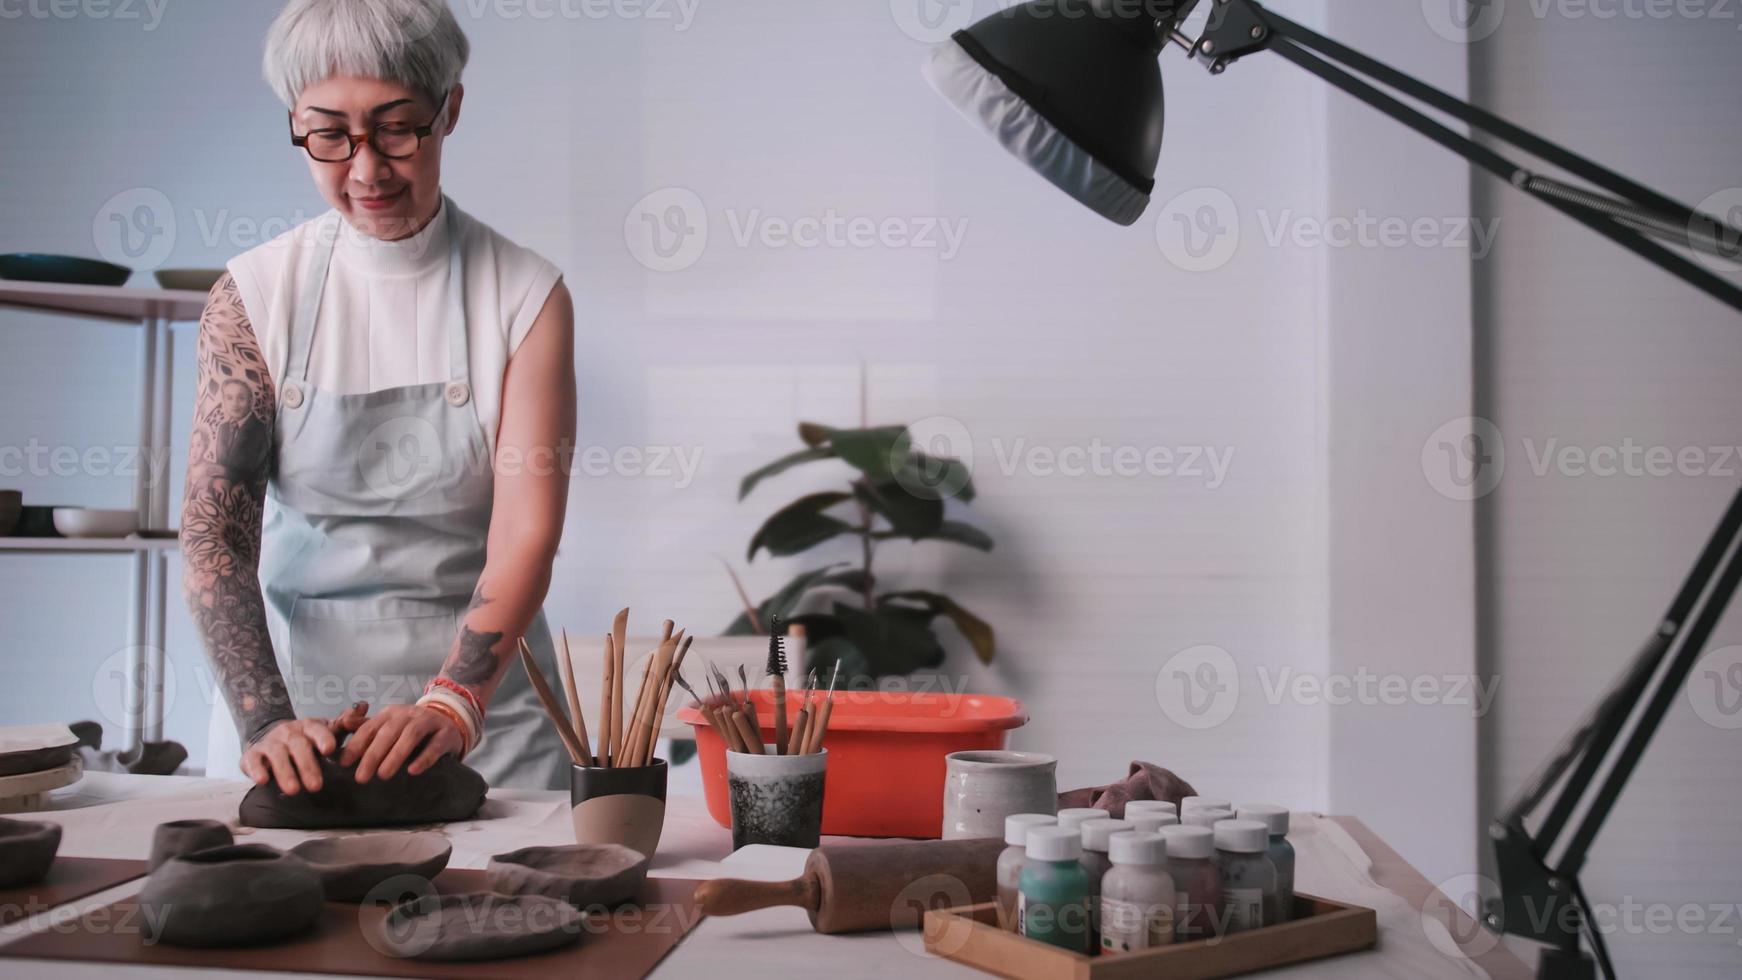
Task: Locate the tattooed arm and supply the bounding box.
[345,280,577,782]
[181,273,356,794]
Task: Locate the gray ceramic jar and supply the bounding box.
[941,750,1058,839]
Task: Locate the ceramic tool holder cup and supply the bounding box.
[941,750,1058,840]
[570,757,667,860]
[726,747,828,850]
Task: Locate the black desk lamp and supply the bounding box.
[922,2,1742,978]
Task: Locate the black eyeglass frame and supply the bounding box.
[287,89,451,162]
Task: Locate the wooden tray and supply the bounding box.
[923,893,1377,980]
[0,868,704,980]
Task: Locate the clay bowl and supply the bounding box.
[137,843,323,947]
[290,832,452,903]
[374,892,584,962]
[485,843,649,911]
[149,819,234,871]
[0,818,62,887]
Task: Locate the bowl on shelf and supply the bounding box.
[0,254,131,287]
[13,505,61,538]
[678,690,1028,838]
[153,268,225,292]
[0,491,20,536]
[52,507,138,539]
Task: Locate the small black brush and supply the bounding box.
[767,614,790,754]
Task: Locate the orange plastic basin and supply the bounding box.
[677,690,1028,839]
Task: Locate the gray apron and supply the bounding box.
[206,194,568,791]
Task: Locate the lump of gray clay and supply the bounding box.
[290,831,452,902]
[238,756,486,830]
[373,892,583,961]
[485,843,649,910]
[149,819,233,870]
[0,818,62,888]
[137,843,324,947]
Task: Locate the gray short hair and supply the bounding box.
[263,0,470,109]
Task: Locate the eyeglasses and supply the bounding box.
[288,90,450,163]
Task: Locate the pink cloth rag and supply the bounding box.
[1056,761,1197,819]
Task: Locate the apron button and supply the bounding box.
[445,381,471,407]
[281,383,303,409]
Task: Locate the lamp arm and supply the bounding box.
[1185,1,1742,314]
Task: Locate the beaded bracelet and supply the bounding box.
[428,675,486,721]
[417,687,481,757]
[418,698,475,758]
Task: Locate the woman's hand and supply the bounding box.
[339,703,464,783]
[241,701,367,795]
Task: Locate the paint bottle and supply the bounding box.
[1099,831,1176,953]
[1128,812,1179,834]
[1157,825,1222,941]
[1214,819,1276,934]
[998,813,1057,931]
[1122,800,1178,819]
[1018,826,1093,953]
[1182,807,1234,829]
[1237,804,1294,924]
[1079,818,1132,950]
[1180,795,1231,813]
[1055,807,1108,832]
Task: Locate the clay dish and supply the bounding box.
[0,818,62,887]
[149,819,233,870]
[137,843,323,947]
[290,831,452,902]
[373,892,584,961]
[485,843,649,910]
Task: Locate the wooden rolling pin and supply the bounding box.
[694,838,1005,933]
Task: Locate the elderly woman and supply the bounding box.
[181,0,575,793]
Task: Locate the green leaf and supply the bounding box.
[895,450,977,503]
[802,635,872,687]
[879,590,996,665]
[853,479,944,538]
[723,564,873,634]
[830,426,911,483]
[833,602,945,676]
[797,422,835,448]
[739,445,834,501]
[931,520,995,552]
[747,492,853,561]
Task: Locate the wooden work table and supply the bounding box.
[0,771,1531,979]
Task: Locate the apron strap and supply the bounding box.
[440,193,470,385]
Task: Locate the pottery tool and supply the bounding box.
[555,629,593,764]
[674,669,729,749]
[629,632,681,767]
[803,661,839,755]
[767,617,789,754]
[695,838,1006,933]
[611,607,629,766]
[735,663,759,734]
[786,669,817,756]
[645,634,694,763]
[599,633,616,767]
[518,638,588,766]
[623,641,661,768]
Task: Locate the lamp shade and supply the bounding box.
[922,0,1169,225]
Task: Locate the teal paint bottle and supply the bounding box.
[1017,825,1093,953]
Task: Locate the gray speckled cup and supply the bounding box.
[726,748,827,850]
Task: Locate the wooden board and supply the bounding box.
[0,868,704,980]
[0,857,148,927]
[923,894,1377,980]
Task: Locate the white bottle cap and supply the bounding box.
[1129,813,1179,833]
[1123,800,1178,817]
[1157,824,1214,860]
[1025,825,1084,862]
[1181,796,1231,812]
[1005,813,1058,846]
[1055,807,1109,830]
[1108,831,1168,866]
[1235,804,1289,837]
[1182,808,1234,829]
[1079,818,1132,853]
[1214,819,1270,854]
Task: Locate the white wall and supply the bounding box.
[1469,5,1742,977]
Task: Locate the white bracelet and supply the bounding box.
[417,688,482,757]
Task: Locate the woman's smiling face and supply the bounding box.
[291,75,462,240]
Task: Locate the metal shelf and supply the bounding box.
[0,535,180,554]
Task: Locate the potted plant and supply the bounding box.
[723,421,996,685]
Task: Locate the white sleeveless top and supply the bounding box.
[224,195,562,454]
